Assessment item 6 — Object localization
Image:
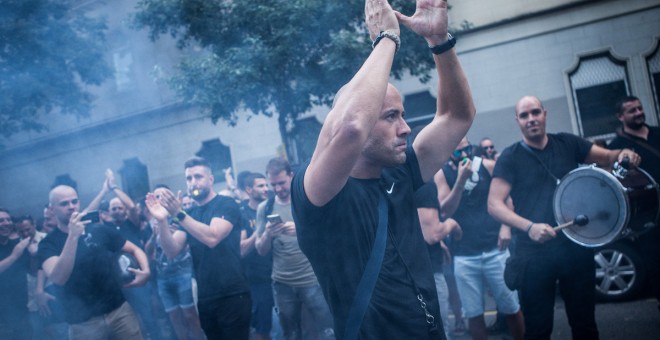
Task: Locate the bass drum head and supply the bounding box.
[553,167,628,247]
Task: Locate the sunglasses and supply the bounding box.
[452,145,472,159]
[483,145,495,150]
[0,217,12,223]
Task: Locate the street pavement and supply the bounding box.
[447,295,659,339]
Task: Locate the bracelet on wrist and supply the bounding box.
[372,31,400,53]
[109,185,119,190]
[525,222,534,234]
[429,33,456,55]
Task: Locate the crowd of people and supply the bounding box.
[1,1,659,340]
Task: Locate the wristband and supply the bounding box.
[429,33,456,55]
[372,31,400,53]
[525,222,534,234]
[176,210,187,222]
[109,185,119,191]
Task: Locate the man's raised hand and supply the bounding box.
[68,211,90,238]
[145,193,169,221]
[365,0,400,40]
[394,0,449,46]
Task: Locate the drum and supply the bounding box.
[553,165,659,247]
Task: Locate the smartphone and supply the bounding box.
[81,210,100,223]
[267,214,283,224]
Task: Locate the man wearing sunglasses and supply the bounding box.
[436,138,524,340]
[488,95,641,339]
[479,138,498,160]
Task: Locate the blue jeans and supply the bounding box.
[272,282,335,340]
[250,282,275,335]
[157,270,195,312]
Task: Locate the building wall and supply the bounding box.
[449,0,587,28]
[0,0,285,215]
[2,0,660,217]
[394,0,660,149]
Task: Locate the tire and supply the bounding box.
[594,242,647,302]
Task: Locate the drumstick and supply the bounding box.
[554,214,589,231]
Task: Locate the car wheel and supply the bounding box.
[594,242,646,302]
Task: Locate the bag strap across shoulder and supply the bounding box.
[615,127,660,159]
[343,192,388,340]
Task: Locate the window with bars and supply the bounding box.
[568,53,630,139]
[646,41,660,120]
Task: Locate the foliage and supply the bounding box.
[0,0,112,139]
[132,0,468,156]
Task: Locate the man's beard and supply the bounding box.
[191,187,210,201]
[626,118,645,131]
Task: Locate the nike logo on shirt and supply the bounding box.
[386,182,395,194]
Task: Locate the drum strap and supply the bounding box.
[519,141,561,185]
[616,128,660,159]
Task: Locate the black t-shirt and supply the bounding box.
[608,125,660,182]
[442,159,500,256]
[0,238,30,322]
[240,201,273,284]
[108,220,142,249]
[414,181,444,273]
[186,195,249,302]
[492,133,592,251]
[37,225,126,324]
[292,147,442,340]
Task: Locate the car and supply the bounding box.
[594,237,649,302]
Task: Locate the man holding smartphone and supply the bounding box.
[255,157,335,340]
[38,185,150,339]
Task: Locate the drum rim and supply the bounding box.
[553,165,629,247]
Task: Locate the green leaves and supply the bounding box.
[0,0,111,139]
[131,0,468,156]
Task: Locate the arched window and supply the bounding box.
[195,138,233,180]
[568,52,630,139]
[118,158,150,202]
[646,39,660,120]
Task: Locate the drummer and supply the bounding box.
[608,95,660,311]
[487,95,640,340]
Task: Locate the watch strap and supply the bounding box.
[429,33,456,55]
[176,210,187,222]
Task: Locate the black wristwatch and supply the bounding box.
[429,33,456,55]
[176,210,187,222]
